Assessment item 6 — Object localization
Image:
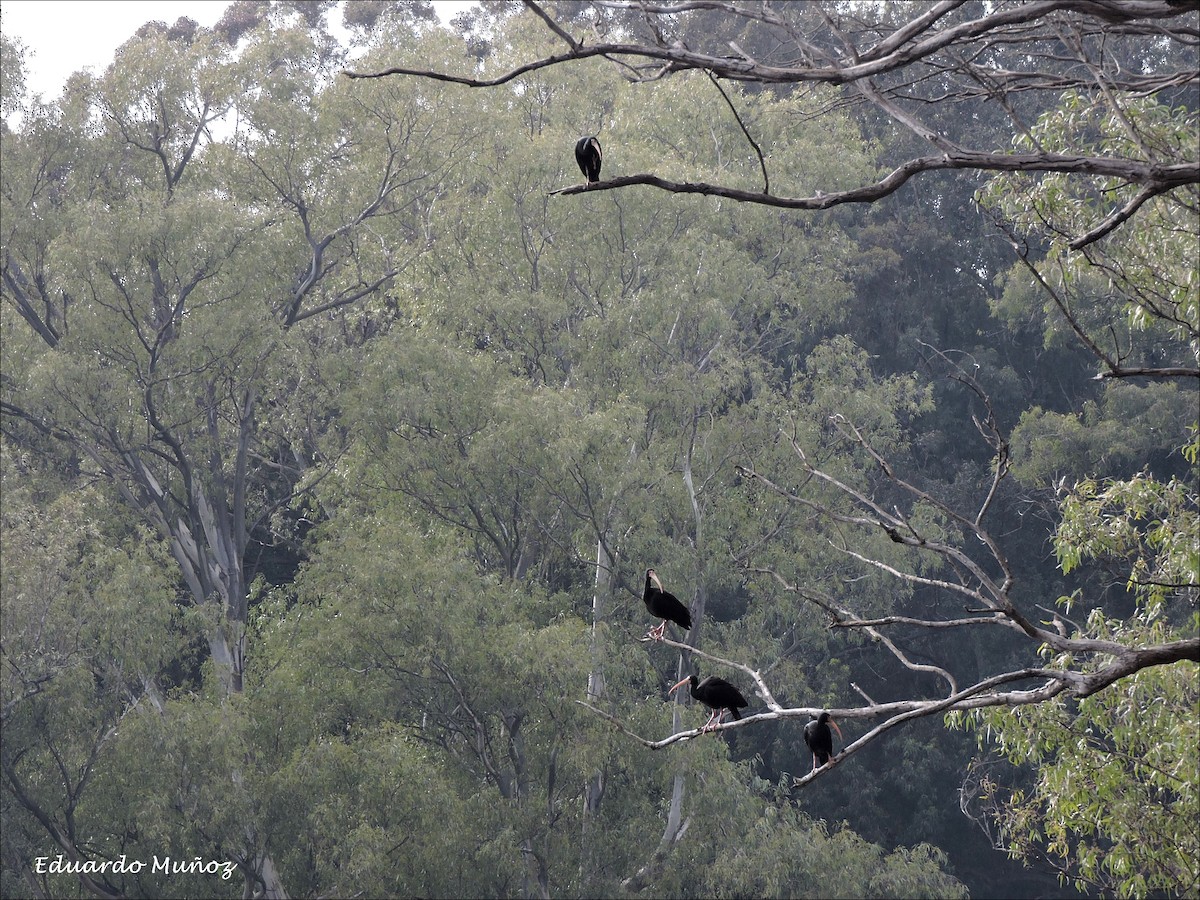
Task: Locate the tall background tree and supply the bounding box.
[3,5,462,896]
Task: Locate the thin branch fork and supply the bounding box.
[740,453,1181,663]
[746,559,1198,688]
[995,218,1200,380]
[745,566,961,696]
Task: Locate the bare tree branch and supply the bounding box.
[345,0,1199,244]
[580,637,1195,762]
[704,69,770,194]
[629,343,1200,765]
[544,157,1197,212]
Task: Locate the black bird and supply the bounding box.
[804,711,844,770]
[643,568,692,641]
[575,135,602,184]
[670,673,749,732]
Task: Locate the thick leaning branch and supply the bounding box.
[347,1,1197,89]
[545,156,1197,213]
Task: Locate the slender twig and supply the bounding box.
[641,634,783,710]
[704,69,769,194]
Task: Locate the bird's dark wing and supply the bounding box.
[731,688,749,714]
[574,136,602,183]
[653,590,692,629]
[695,677,747,714]
[574,137,589,176]
[589,137,602,180]
[805,719,833,763]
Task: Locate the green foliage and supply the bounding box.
[958,641,1199,898]
[1011,381,1197,487]
[982,91,1199,369]
[0,451,210,899]
[1055,469,1199,615]
[0,32,27,121]
[701,802,969,899]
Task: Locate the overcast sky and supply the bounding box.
[1,1,471,100]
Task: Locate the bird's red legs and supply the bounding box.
[814,753,842,771]
[646,621,667,641]
[700,709,725,733]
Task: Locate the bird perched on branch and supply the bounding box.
[804,711,843,770]
[670,673,748,732]
[575,135,602,184]
[643,568,691,640]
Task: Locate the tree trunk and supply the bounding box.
[246,845,290,899]
[620,699,690,894]
[581,535,612,881]
[125,460,287,897]
[624,423,709,892]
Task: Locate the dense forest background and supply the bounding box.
[1,2,1196,899]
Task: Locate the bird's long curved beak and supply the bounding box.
[649,570,663,590]
[668,677,689,695]
[830,719,844,742]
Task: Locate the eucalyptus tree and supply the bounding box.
[0,462,185,900]
[1,8,467,896]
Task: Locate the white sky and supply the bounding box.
[1,0,473,101]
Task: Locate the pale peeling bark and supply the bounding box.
[620,701,691,894]
[580,534,611,878]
